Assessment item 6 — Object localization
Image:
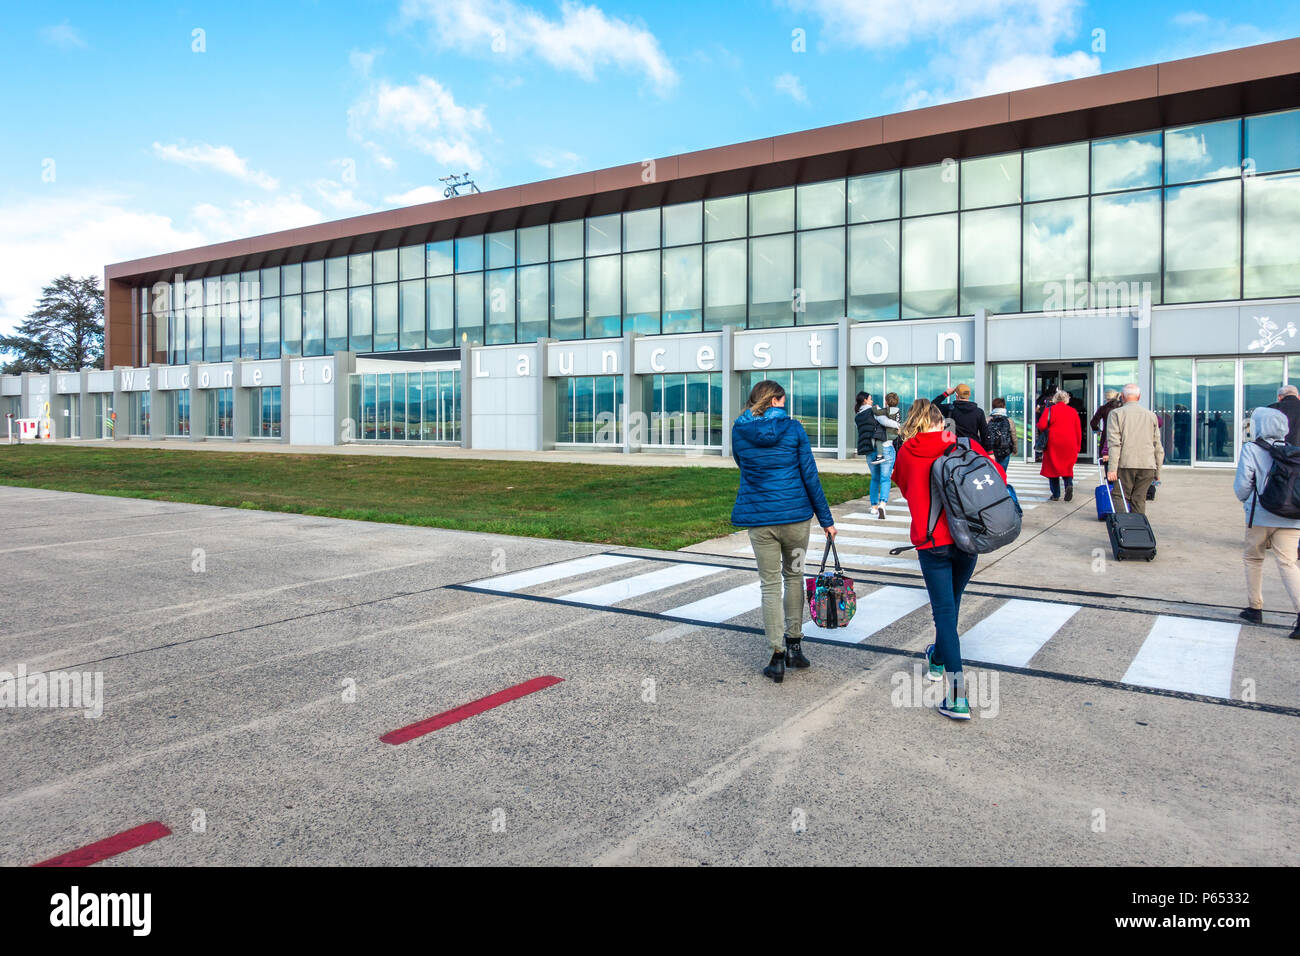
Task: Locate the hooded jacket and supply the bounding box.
[932,391,990,449]
[892,430,1006,549]
[1234,406,1300,529]
[731,407,834,528]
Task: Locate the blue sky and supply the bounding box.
[0,0,1296,334]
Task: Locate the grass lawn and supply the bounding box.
[0,445,870,551]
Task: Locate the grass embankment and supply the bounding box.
[0,445,869,551]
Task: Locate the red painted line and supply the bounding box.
[381,675,565,745]
[33,821,172,867]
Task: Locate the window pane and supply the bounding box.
[623,250,660,335]
[281,294,302,356]
[586,254,621,338]
[303,260,324,294]
[551,260,584,340]
[400,279,425,350]
[426,240,453,276]
[1244,172,1300,298]
[374,283,398,351]
[399,244,424,280]
[901,214,957,318]
[326,288,348,353]
[517,264,548,343]
[486,269,516,344]
[261,298,280,358]
[551,220,583,260]
[960,206,1020,313]
[1164,179,1241,303]
[791,369,819,445]
[586,214,621,257]
[903,163,957,217]
[704,195,746,241]
[1092,131,1162,192]
[798,180,845,230]
[623,208,660,251]
[260,267,280,298]
[486,231,515,270]
[848,220,899,320]
[663,201,703,246]
[517,225,548,265]
[917,365,948,403]
[204,303,219,361]
[749,234,794,329]
[455,235,484,272]
[455,273,484,345]
[1091,190,1161,307]
[426,276,454,348]
[704,240,745,331]
[797,227,844,323]
[961,153,1021,209]
[326,255,347,289]
[749,187,794,235]
[349,252,372,286]
[1244,358,1285,425]
[848,170,899,223]
[240,299,259,358]
[392,372,406,440]
[1024,142,1089,201]
[281,263,302,295]
[1245,108,1300,175]
[1196,358,1235,463]
[663,245,703,333]
[1166,119,1241,184]
[349,286,372,352]
[302,291,325,356]
[1153,358,1191,465]
[1023,199,1088,311]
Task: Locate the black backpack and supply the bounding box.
[986,415,1014,459]
[891,443,1022,555]
[1253,438,1300,522]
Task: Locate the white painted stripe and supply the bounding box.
[959,600,1080,667]
[646,622,702,644]
[845,511,911,524]
[1121,616,1240,699]
[802,585,931,643]
[831,523,911,535]
[562,562,727,605]
[470,554,639,592]
[832,536,916,551]
[663,581,761,622]
[732,546,918,568]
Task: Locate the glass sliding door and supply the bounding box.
[1243,357,1284,443]
[991,363,1027,458]
[1153,358,1192,465]
[1195,359,1235,464]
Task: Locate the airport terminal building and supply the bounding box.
[6,39,1300,467]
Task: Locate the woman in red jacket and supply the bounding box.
[893,399,1007,721]
[1037,389,1083,501]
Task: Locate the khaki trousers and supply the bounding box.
[1243,525,1300,612]
[1117,468,1156,514]
[748,520,812,653]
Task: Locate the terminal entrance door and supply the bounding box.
[1031,363,1093,460]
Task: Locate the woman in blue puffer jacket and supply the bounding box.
[731,379,836,683]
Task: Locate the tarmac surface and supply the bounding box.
[0,472,1296,866]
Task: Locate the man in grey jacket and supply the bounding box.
[1105,383,1164,513]
[1234,405,1300,638]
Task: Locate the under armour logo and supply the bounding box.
[973,475,994,490]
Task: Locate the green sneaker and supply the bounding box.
[939,672,971,720]
[924,644,944,682]
[939,696,971,720]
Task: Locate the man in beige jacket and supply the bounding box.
[1106,383,1164,514]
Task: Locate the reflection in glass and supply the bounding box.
[663,245,703,333]
[326,256,347,289]
[1092,131,1162,192]
[261,297,280,359]
[749,187,794,235]
[281,294,302,357]
[663,201,703,246]
[961,153,1021,209]
[1196,358,1235,463]
[992,363,1027,456]
[1023,199,1088,312]
[551,260,584,340]
[302,291,325,356]
[486,231,515,270]
[455,273,484,346]
[455,236,483,273]
[349,286,372,352]
[1164,179,1240,303]
[485,269,515,345]
[704,240,746,331]
[623,250,660,335]
[399,244,424,281]
[1243,358,1284,435]
[749,234,794,329]
[303,260,325,294]
[349,252,371,287]
[282,263,302,296]
[517,225,548,265]
[848,221,899,320]
[623,208,660,251]
[798,180,845,230]
[374,283,398,351]
[551,220,584,260]
[1023,142,1089,202]
[960,206,1020,314]
[903,163,957,217]
[1165,119,1241,184]
[426,240,453,276]
[1244,172,1300,298]
[586,255,621,338]
[586,214,621,257]
[1091,190,1160,306]
[517,265,548,343]
[1153,358,1192,465]
[901,214,957,318]
[849,170,899,223]
[704,195,746,241]
[426,276,454,348]
[797,227,844,323]
[400,279,425,350]
[1244,108,1300,174]
[326,289,348,353]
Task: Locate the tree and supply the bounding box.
[0,274,104,373]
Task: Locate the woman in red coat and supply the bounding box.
[1037,389,1083,501]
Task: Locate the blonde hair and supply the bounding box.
[746,380,786,416]
[901,398,945,441]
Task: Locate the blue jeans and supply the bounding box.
[1048,476,1074,497]
[869,442,896,505]
[917,545,978,675]
[996,454,1011,472]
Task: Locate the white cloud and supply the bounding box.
[348,75,489,170]
[400,0,678,96]
[384,186,445,206]
[152,142,280,190]
[313,179,374,215]
[41,21,86,50]
[189,195,325,239]
[774,73,808,103]
[533,148,583,171]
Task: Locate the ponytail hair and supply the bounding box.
[746,380,786,416]
[901,398,944,441]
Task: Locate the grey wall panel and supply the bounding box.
[1238,302,1300,355]
[988,316,1061,362]
[1059,313,1138,359]
[1151,307,1237,356]
[732,325,838,372]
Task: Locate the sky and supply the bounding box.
[0,0,1296,335]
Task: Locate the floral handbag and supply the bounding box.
[805,537,857,629]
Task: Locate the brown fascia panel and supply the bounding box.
[1158,37,1300,96]
[1010,66,1159,122]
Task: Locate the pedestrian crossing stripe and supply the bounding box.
[468,553,638,592]
[801,585,931,643]
[563,561,727,606]
[1121,616,1240,699]
[959,599,1081,667]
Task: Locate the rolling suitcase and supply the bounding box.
[1105,480,1156,561]
[1094,461,1114,522]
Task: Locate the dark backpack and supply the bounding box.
[1253,438,1300,522]
[986,415,1014,459]
[890,442,1023,555]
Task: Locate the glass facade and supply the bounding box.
[126,391,150,436]
[167,390,190,437]
[557,375,624,445]
[349,370,460,442]
[142,107,1300,366]
[642,373,723,447]
[740,369,839,450]
[208,388,234,438]
[253,386,281,438]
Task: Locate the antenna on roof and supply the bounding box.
[439,173,481,198]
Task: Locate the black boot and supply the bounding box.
[1239,607,1263,625]
[764,651,786,683]
[785,637,810,668]
[1064,484,1074,502]
[1289,614,1300,640]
